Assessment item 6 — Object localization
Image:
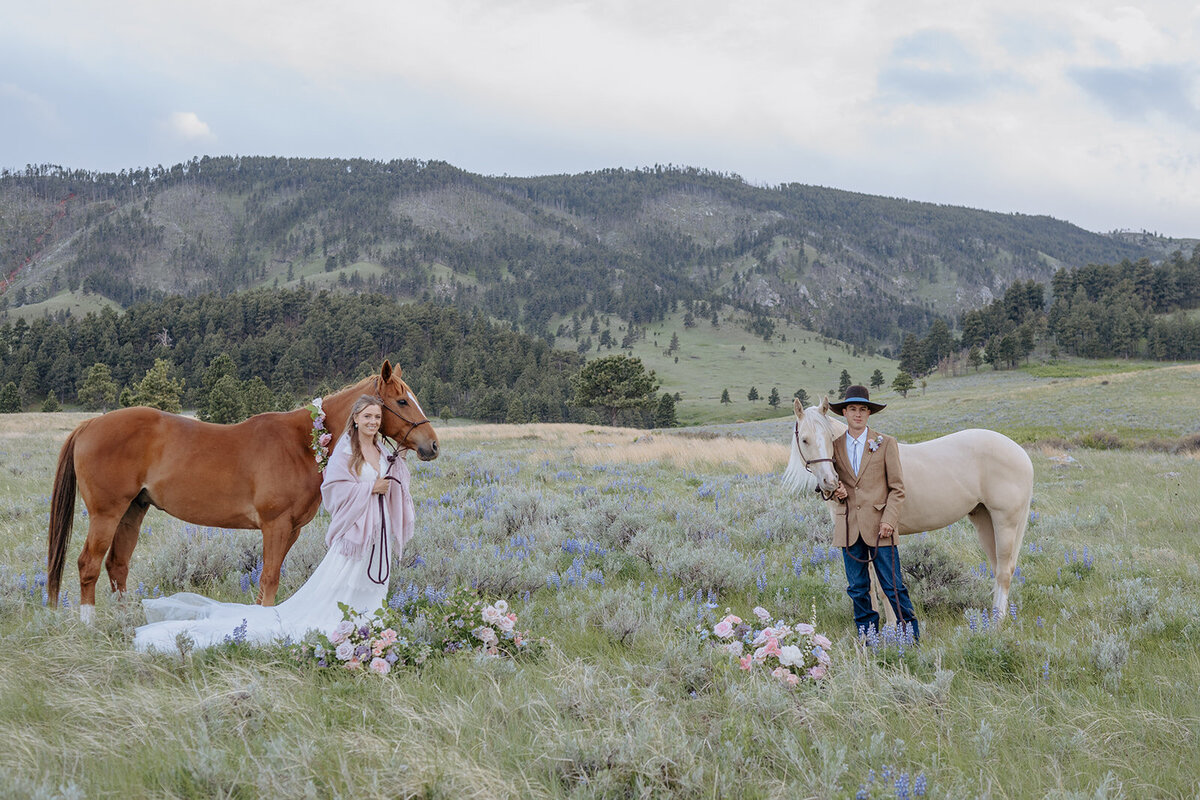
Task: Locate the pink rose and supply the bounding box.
[754,637,782,661]
[721,614,742,626]
[319,432,333,447]
[785,673,800,687]
[808,664,827,680]
[813,633,832,649]
[724,641,744,657]
[794,622,815,636]
[713,620,734,638]
[345,658,361,670]
[739,654,753,671]
[369,657,390,675]
[753,606,771,622]
[771,666,787,680]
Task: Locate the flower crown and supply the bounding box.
[307,397,333,472]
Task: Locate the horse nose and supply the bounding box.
[422,440,439,460]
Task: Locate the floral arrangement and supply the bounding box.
[296,602,433,674]
[293,588,541,675]
[707,604,831,685]
[439,586,534,659]
[866,434,885,452]
[306,397,333,472]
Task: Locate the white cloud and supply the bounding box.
[165,111,215,142]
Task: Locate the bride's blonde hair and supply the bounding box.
[342,395,384,476]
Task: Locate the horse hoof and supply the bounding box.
[80,605,95,625]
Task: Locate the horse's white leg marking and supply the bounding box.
[80,604,95,625]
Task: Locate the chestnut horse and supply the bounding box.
[783,397,1033,616]
[47,361,438,622]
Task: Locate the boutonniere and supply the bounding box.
[867,434,884,452]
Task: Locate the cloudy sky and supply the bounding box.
[3,1,1198,237]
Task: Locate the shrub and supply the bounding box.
[900,537,991,614]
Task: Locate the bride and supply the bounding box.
[133,395,415,652]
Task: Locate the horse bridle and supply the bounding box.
[375,377,432,452]
[795,420,838,502]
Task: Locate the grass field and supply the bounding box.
[2,362,1199,797]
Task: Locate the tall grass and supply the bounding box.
[2,393,1199,798]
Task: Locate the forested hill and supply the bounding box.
[0,157,1186,348]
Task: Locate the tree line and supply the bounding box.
[893,246,1200,376]
[0,289,598,424]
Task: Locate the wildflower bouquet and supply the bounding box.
[707,604,831,686]
[438,586,536,658]
[296,602,433,674]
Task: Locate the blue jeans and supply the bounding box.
[842,538,920,642]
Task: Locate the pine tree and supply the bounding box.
[793,388,810,407]
[0,382,20,413]
[870,369,885,389]
[42,391,61,412]
[891,370,915,398]
[720,388,731,405]
[653,392,677,428]
[206,374,246,423]
[243,376,275,416]
[747,386,760,403]
[77,363,120,411]
[838,370,852,398]
[768,387,781,409]
[134,359,183,413]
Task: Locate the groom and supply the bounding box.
[829,385,920,642]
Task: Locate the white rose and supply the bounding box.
[778,645,806,667]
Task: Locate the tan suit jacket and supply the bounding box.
[832,428,905,548]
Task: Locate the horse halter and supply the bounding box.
[795,420,837,502]
[374,377,432,452]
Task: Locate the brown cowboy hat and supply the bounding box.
[828,385,886,415]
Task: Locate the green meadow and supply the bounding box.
[1,361,1198,797]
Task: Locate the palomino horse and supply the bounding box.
[783,398,1033,616]
[48,361,438,622]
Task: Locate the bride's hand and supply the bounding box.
[371,478,390,495]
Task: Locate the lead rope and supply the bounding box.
[366,441,405,586]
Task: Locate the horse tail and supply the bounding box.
[47,427,81,606]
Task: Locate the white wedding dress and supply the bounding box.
[133,462,392,652]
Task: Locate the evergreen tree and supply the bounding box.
[42,391,61,412]
[768,387,781,409]
[869,369,885,389]
[572,354,659,426]
[134,359,183,412]
[206,373,246,423]
[747,386,760,403]
[243,376,275,416]
[891,370,915,398]
[720,388,731,405]
[200,353,240,421]
[898,334,924,377]
[77,363,119,411]
[794,388,810,407]
[838,370,852,398]
[119,387,135,408]
[0,382,20,413]
[653,392,677,428]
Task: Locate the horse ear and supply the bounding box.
[380,360,399,381]
[819,397,830,416]
[793,397,804,416]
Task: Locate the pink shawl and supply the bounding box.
[321,434,415,558]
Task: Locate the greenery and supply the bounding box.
[2,361,1199,796]
[572,354,660,426]
[0,289,586,424]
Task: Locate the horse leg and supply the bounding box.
[77,512,123,624]
[868,562,898,626]
[104,496,149,598]
[988,504,1030,616]
[257,520,297,606]
[967,504,1002,612]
